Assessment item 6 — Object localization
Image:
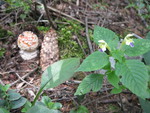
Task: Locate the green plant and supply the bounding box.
[24,27,150,112]
[74,26,150,99]
[22,96,62,113]
[37,26,50,33]
[126,0,150,26]
[5,0,32,19]
[21,58,80,112]
[70,105,89,113]
[0,48,5,58]
[0,84,27,112]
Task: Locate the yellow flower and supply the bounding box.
[98,40,108,52]
[124,34,134,47]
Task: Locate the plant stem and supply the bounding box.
[32,80,49,106]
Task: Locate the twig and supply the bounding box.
[42,0,57,29]
[85,17,93,54]
[10,68,37,86]
[36,13,44,25]
[119,94,125,113]
[73,35,87,56]
[66,80,81,84]
[34,1,85,25]
[133,33,143,39]
[15,73,37,88]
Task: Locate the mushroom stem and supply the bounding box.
[19,50,38,60]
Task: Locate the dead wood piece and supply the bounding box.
[15,73,37,88]
[10,68,37,86]
[85,17,93,54]
[42,0,57,29]
[34,1,85,25]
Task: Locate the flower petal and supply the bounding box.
[99,49,104,52]
[130,42,134,47]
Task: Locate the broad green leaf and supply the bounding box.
[111,85,126,94]
[21,101,32,113]
[11,97,27,109]
[75,74,103,95]
[143,32,150,65]
[47,102,62,110]
[0,108,10,113]
[122,39,150,56]
[41,58,80,89]
[94,26,119,50]
[0,100,6,107]
[146,32,150,39]
[107,71,120,88]
[7,90,21,101]
[26,105,61,113]
[111,50,124,62]
[76,51,109,72]
[110,87,122,94]
[115,60,149,98]
[139,98,150,113]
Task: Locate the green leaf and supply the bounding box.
[70,105,89,113]
[110,87,122,94]
[122,39,150,56]
[0,100,6,107]
[111,50,124,62]
[7,90,21,101]
[75,74,103,95]
[41,58,80,90]
[107,71,120,88]
[11,97,27,109]
[20,14,26,19]
[143,32,150,65]
[41,96,51,106]
[21,101,32,113]
[115,60,149,98]
[47,102,62,110]
[0,108,10,113]
[76,51,109,72]
[0,84,10,92]
[0,48,5,58]
[26,105,61,113]
[93,26,119,50]
[139,98,150,113]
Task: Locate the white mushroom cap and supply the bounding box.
[17,31,38,51]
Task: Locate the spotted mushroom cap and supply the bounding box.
[17,31,38,51]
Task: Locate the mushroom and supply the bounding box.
[17,31,39,60]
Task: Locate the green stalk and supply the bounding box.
[32,80,50,106]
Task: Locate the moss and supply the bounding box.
[37,26,50,33]
[57,18,88,59]
[0,27,13,38]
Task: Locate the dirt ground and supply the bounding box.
[0,0,149,113]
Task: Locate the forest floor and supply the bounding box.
[0,0,149,113]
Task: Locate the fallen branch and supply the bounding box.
[10,68,37,86]
[85,17,93,54]
[15,73,37,88]
[34,1,85,25]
